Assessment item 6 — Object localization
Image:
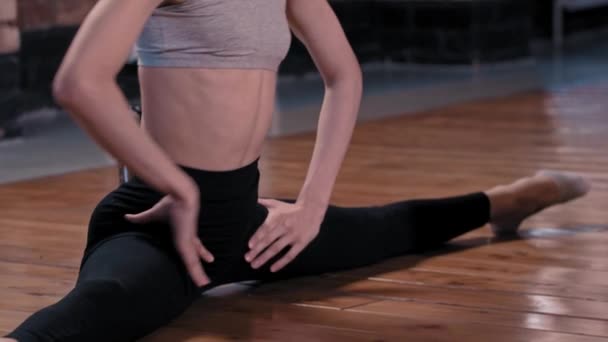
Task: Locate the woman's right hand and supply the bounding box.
[125,189,214,287]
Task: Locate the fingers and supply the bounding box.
[257,198,281,208]
[196,239,214,263]
[246,222,283,262]
[249,199,284,247]
[171,206,210,287]
[270,241,306,273]
[250,235,291,269]
[248,217,275,249]
[124,210,156,224]
[124,196,170,224]
[176,238,210,287]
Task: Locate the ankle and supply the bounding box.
[486,177,550,221]
[486,185,519,220]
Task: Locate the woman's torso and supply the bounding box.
[136,0,291,171]
[85,1,292,277]
[139,68,277,170]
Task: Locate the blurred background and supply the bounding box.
[1,0,607,183]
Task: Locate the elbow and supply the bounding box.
[52,72,85,109]
[351,66,363,95]
[52,69,102,110]
[325,63,363,96]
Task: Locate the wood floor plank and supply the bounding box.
[145,297,608,342]
[334,267,608,302]
[348,300,608,338]
[249,277,608,321]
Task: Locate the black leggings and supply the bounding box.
[7,160,490,341]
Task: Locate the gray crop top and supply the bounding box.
[136,0,292,72]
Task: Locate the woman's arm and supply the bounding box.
[246,0,362,272]
[287,0,363,210]
[53,0,212,286]
[54,0,195,201]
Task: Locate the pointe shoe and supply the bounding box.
[535,170,591,204]
[490,171,591,237]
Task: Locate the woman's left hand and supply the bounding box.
[245,198,326,272]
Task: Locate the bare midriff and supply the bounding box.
[139,67,277,171]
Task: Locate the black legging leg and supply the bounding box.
[257,192,490,278]
[6,193,490,341]
[6,234,198,342]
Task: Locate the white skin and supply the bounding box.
[48,0,362,287]
[0,0,590,340]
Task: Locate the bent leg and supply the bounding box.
[6,234,199,342]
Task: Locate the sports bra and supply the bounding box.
[136,0,292,72]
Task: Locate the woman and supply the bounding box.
[3,0,590,341]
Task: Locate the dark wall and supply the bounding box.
[283,0,608,74]
[282,0,534,74]
[531,0,608,38]
[3,0,608,136]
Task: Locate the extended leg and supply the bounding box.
[251,192,491,279]
[255,171,589,279]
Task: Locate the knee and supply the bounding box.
[72,279,130,306]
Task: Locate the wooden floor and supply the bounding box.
[1,82,608,341]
